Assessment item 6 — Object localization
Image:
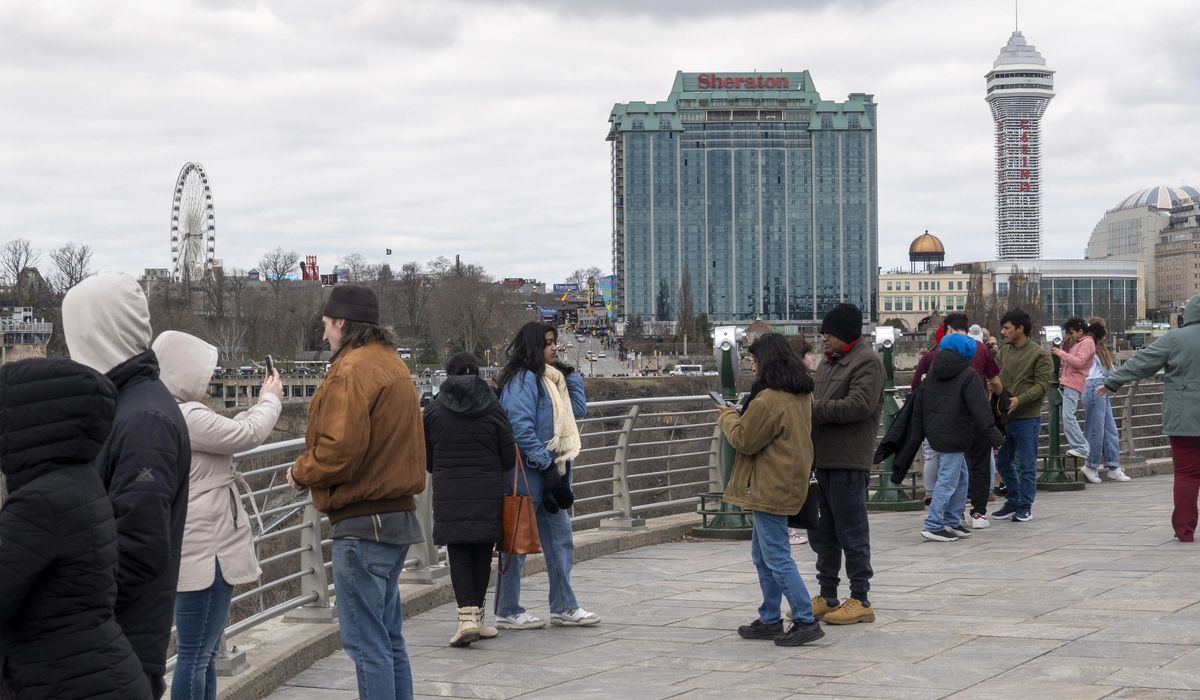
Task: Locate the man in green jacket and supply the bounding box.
[992,309,1053,523]
[1099,293,1200,541]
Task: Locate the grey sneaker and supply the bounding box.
[495,612,547,630]
[550,608,601,626]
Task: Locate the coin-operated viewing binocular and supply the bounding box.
[872,325,897,350]
[1042,325,1064,348]
[711,326,746,360]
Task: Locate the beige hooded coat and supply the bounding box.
[153,331,280,591]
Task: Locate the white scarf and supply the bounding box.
[541,364,581,474]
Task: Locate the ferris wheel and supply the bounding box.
[170,162,216,282]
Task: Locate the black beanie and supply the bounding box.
[323,285,379,324]
[820,303,863,342]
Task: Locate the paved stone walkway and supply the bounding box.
[269,474,1200,699]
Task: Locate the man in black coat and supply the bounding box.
[62,273,191,699]
[423,352,516,647]
[908,334,1005,542]
[0,358,151,699]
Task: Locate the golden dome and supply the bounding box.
[909,231,945,256]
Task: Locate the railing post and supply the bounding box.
[602,405,646,530]
[214,631,248,676]
[400,489,451,582]
[283,504,337,623]
[1119,380,1146,465]
[869,342,923,511]
[1038,347,1085,491]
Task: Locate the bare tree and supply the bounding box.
[677,269,696,341]
[338,253,376,283]
[565,266,604,288]
[428,262,520,360]
[258,247,300,298]
[396,261,434,340]
[47,243,93,294]
[1,239,40,301]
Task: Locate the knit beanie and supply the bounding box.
[322,285,379,324]
[820,303,863,342]
[939,333,977,361]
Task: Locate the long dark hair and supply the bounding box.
[749,333,814,395]
[341,320,394,349]
[498,321,555,391]
[1086,317,1113,369]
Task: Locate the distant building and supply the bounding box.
[609,70,878,323]
[1155,199,1200,320]
[986,259,1142,330]
[0,306,52,364]
[986,31,1055,260]
[500,278,546,296]
[1086,185,1199,316]
[878,232,976,331]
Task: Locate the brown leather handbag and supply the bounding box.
[498,450,541,569]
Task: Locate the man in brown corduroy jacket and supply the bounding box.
[289,284,426,700]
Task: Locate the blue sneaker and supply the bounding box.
[992,503,1019,520]
[1013,508,1033,522]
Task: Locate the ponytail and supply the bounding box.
[1086,317,1113,370]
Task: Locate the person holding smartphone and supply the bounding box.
[152,332,282,700]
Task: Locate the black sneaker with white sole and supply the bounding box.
[949,524,972,538]
[921,528,960,542]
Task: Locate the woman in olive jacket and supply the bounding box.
[717,333,823,648]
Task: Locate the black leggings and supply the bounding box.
[447,543,495,608]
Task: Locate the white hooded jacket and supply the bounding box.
[61,272,152,374]
[153,331,281,591]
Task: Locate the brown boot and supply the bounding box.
[476,608,499,639]
[810,597,841,620]
[449,606,480,647]
[822,598,875,625]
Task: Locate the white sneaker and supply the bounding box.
[1080,465,1101,483]
[494,612,547,630]
[1105,467,1132,482]
[1066,448,1088,460]
[971,513,990,529]
[550,607,601,626]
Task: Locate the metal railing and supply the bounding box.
[171,394,725,675]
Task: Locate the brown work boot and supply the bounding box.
[810,597,841,619]
[822,598,875,625]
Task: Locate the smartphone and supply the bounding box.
[708,390,735,407]
[265,355,275,376]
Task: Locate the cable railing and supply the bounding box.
[169,394,725,676]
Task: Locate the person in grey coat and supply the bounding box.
[1099,293,1200,541]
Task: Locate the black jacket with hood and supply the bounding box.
[62,273,191,697]
[423,376,517,544]
[0,358,151,700]
[914,350,1005,453]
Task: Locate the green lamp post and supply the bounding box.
[1037,327,1085,492]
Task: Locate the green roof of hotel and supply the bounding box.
[608,71,874,136]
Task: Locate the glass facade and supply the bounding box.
[609,71,878,322]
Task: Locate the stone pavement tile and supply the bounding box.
[633,654,774,673]
[829,657,1000,693]
[1050,639,1193,662]
[668,689,794,699]
[938,634,1066,662]
[666,610,758,631]
[411,680,531,699]
[988,655,1166,685]
[401,656,491,681]
[670,570,761,585]
[1098,668,1200,691]
[285,667,359,691]
[597,624,730,643]
[752,658,874,677]
[666,637,820,663]
[460,629,611,655]
[669,670,833,693]
[964,621,1099,641]
[447,661,603,687]
[308,651,355,671]
[1031,607,1167,629]
[803,629,970,663]
[663,584,765,604]
[1089,616,1200,645]
[1105,690,1200,700]
[803,680,954,699]
[268,689,358,700]
[517,679,681,700]
[942,681,1115,700]
[528,640,658,670]
[600,604,724,626]
[419,646,548,665]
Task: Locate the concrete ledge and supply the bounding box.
[215,512,698,700]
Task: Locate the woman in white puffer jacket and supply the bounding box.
[152,331,282,700]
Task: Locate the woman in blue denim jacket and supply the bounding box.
[494,322,601,630]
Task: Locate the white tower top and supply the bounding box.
[986,31,1055,261]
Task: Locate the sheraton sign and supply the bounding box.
[696,74,790,90]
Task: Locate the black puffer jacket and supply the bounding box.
[913,350,1004,453]
[0,358,151,700]
[423,376,516,544]
[93,350,190,696]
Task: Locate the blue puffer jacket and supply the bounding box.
[499,368,587,500]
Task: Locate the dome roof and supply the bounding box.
[909,231,945,256]
[1115,185,1200,211]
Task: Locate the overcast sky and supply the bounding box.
[2,0,1197,284]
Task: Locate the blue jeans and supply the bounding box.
[497,500,579,616]
[1082,378,1120,467]
[921,440,940,495]
[997,417,1040,508]
[332,539,412,700]
[924,452,968,531]
[172,562,234,700]
[1061,387,1089,458]
[750,511,815,624]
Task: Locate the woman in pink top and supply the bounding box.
[1051,318,1094,464]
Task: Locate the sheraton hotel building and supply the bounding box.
[608,71,878,323]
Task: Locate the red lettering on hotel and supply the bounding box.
[696,74,790,90]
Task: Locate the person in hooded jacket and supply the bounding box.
[62,272,191,699]
[152,331,282,700]
[910,334,1005,542]
[1099,293,1200,541]
[423,352,516,647]
[0,358,151,700]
